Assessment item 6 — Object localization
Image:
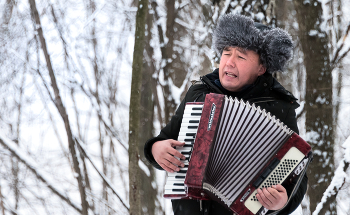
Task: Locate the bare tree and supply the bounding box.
[28,0,89,213]
[128,0,149,214]
[293,1,336,214]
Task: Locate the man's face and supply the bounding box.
[219,47,266,92]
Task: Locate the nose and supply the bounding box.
[226,54,236,67]
[226,55,236,67]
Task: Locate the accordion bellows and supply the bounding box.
[203,96,292,205]
[164,93,312,215]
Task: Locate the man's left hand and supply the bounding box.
[256,184,288,210]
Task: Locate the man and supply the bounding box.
[144,14,307,215]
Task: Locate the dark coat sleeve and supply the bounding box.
[271,103,307,215]
[143,98,187,170]
[143,84,208,170]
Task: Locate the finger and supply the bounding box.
[268,187,282,201]
[274,184,287,193]
[169,140,186,147]
[261,188,274,204]
[161,159,180,172]
[168,147,186,160]
[160,162,175,173]
[256,189,270,208]
[165,153,185,168]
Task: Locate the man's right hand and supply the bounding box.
[152,139,186,173]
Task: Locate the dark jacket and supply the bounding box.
[144,69,307,215]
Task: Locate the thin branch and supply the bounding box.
[333,47,350,67]
[28,0,89,213]
[0,185,5,215]
[0,134,82,214]
[331,23,350,66]
[75,138,130,212]
[78,84,128,151]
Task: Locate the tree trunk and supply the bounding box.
[293,1,336,214]
[137,7,158,215]
[129,0,148,214]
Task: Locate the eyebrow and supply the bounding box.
[223,46,232,51]
[223,46,247,54]
[236,47,247,54]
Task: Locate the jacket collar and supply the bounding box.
[201,69,298,102]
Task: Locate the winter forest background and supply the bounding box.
[0,0,350,214]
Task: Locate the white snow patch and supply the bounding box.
[313,135,350,215]
[139,159,150,177]
[309,30,318,36]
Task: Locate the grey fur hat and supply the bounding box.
[213,14,293,73]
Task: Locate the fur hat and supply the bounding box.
[213,14,293,73]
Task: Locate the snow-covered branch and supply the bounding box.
[332,23,350,67]
[313,135,350,215]
[0,133,82,214]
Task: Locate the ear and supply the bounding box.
[258,65,266,76]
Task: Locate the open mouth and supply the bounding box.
[225,72,237,78]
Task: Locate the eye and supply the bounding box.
[238,55,246,60]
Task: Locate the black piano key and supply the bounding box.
[188,126,198,129]
[191,107,203,110]
[178,170,187,173]
[172,189,185,192]
[181,151,191,155]
[184,144,193,147]
[173,183,184,186]
[184,139,194,142]
[189,120,200,123]
[191,113,201,116]
[186,133,196,136]
[175,176,185,179]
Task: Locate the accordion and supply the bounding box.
[164,93,312,215]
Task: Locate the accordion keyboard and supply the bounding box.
[164,103,203,196]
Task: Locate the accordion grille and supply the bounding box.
[203,97,293,207]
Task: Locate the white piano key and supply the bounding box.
[182,114,201,119]
[179,130,197,134]
[165,184,184,190]
[180,118,201,124]
[175,146,192,151]
[166,176,186,181]
[180,123,199,127]
[177,135,195,139]
[176,148,191,153]
[180,127,198,132]
[168,172,187,177]
[178,132,197,137]
[164,189,186,195]
[177,138,194,144]
[184,104,203,111]
[183,109,203,115]
[180,125,199,131]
